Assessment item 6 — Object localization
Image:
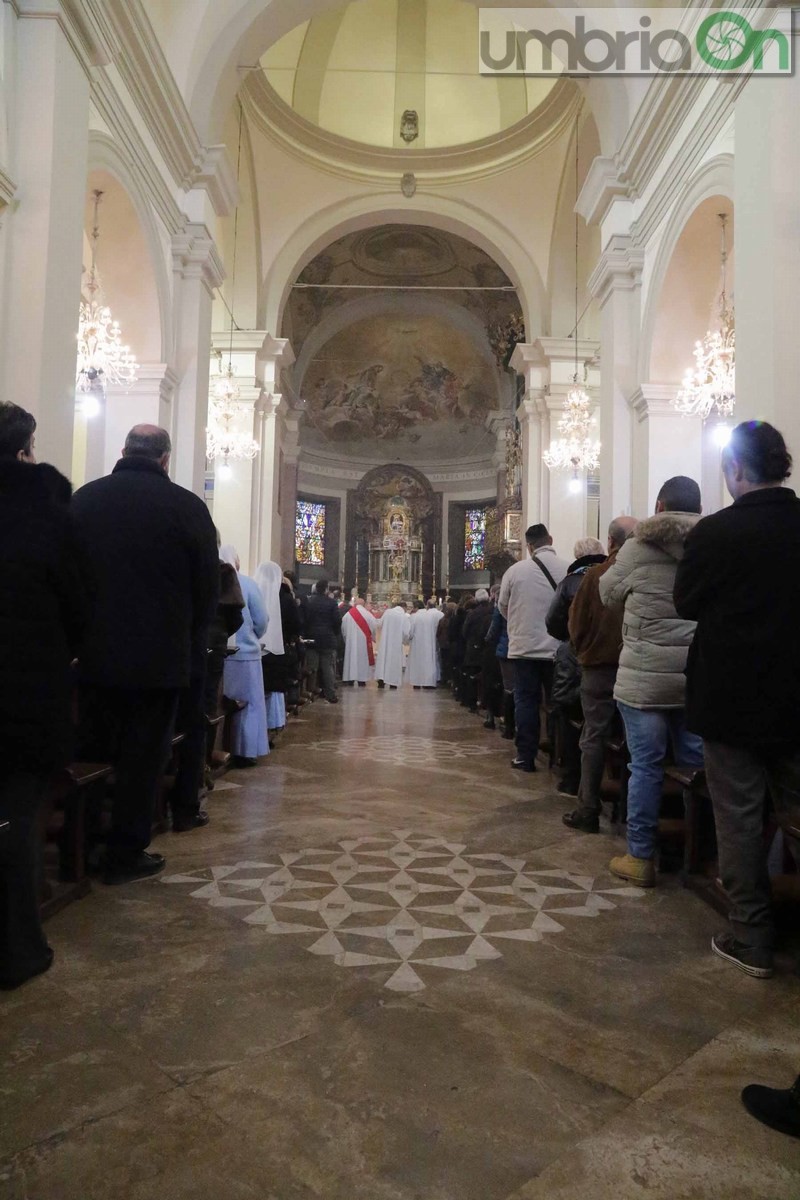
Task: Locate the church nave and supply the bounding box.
[2,686,799,1200]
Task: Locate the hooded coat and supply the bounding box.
[599,510,701,709]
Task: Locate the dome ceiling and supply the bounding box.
[284,225,523,467]
[260,0,557,151]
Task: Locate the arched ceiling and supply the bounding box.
[259,0,557,151]
[285,224,522,465]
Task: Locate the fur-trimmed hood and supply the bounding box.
[634,510,701,560]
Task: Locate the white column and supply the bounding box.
[250,335,295,570]
[280,413,300,569]
[510,343,548,533]
[79,365,176,484]
[629,386,703,518]
[3,11,90,474]
[587,237,644,531]
[735,63,800,451]
[171,223,224,496]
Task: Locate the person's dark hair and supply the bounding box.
[525,523,550,548]
[284,570,297,586]
[656,475,702,514]
[123,426,171,461]
[414,599,424,610]
[726,420,792,484]
[0,401,36,459]
[314,579,329,595]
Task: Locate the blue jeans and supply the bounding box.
[618,702,703,859]
[512,658,554,768]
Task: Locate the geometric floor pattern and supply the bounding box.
[304,736,496,766]
[163,831,644,993]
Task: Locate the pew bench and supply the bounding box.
[41,762,113,920]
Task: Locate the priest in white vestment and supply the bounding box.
[342,599,377,685]
[375,603,409,689]
[407,603,444,688]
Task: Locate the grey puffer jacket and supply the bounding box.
[598,510,701,709]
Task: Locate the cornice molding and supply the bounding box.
[172,223,225,292]
[576,155,637,228]
[242,70,581,187]
[14,0,117,71]
[629,383,698,422]
[587,236,645,306]
[534,337,600,365]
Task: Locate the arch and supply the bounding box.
[86,132,173,364]
[290,291,510,410]
[638,154,734,384]
[260,192,546,341]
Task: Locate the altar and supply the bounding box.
[367,496,423,604]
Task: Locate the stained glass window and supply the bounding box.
[296,500,326,566]
[464,508,487,571]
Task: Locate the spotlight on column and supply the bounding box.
[217,461,233,481]
[80,392,101,419]
[568,474,583,495]
[711,422,732,449]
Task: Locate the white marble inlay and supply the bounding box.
[163,832,643,993]
[305,736,495,766]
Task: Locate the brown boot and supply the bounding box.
[609,853,655,888]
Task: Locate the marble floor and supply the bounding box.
[2,686,800,1199]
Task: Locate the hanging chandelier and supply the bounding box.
[206,103,260,468]
[673,213,735,422]
[543,113,600,484]
[76,190,138,406]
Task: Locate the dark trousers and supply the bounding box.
[78,687,178,859]
[556,710,582,790]
[512,658,554,768]
[306,648,336,701]
[0,772,50,980]
[172,668,208,821]
[576,665,618,816]
[703,740,800,949]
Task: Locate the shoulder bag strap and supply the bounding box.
[533,555,558,590]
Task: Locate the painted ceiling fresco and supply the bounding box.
[284,226,524,461]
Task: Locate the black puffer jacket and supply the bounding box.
[303,592,342,650]
[0,460,90,771]
[546,554,607,642]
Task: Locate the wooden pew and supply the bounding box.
[41,762,113,920]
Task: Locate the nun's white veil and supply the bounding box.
[219,543,239,570]
[254,561,285,656]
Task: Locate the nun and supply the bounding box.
[254,560,288,738]
[219,545,269,767]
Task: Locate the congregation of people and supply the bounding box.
[2,403,800,1024]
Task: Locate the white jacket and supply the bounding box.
[498,547,569,660]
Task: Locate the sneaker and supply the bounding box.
[711,933,774,979]
[103,851,166,886]
[510,758,536,773]
[609,853,656,888]
[742,1077,800,1138]
[562,809,600,834]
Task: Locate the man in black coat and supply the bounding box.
[72,425,219,884]
[0,403,89,988]
[303,580,342,703]
[674,420,800,979]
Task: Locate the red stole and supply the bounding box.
[349,606,375,666]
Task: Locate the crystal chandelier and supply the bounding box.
[76,190,138,404]
[206,102,260,469]
[543,114,601,482]
[673,214,735,422]
[543,384,601,474]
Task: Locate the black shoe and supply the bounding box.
[326,696,339,704]
[742,1077,800,1139]
[358,682,366,688]
[173,811,210,833]
[0,946,54,991]
[414,686,421,690]
[510,758,536,773]
[377,680,385,689]
[711,933,774,979]
[232,756,258,769]
[500,728,515,740]
[562,809,600,833]
[103,851,166,886]
[483,718,496,729]
[557,780,580,797]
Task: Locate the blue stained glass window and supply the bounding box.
[296,500,326,566]
[464,508,487,571]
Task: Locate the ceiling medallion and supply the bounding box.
[400,110,419,144]
[401,172,417,199]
